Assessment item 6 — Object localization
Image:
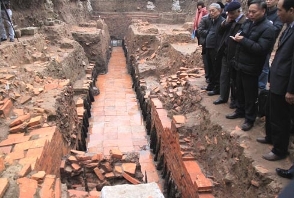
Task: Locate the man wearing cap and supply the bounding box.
[213,1,246,108]
[198,3,224,94]
[225,0,275,131]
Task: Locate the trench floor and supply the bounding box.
[87,47,163,189]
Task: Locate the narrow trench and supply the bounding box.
[60,40,167,196]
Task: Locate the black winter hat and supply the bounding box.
[225,1,241,12]
[216,1,225,9]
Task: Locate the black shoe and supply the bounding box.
[262,152,286,161]
[201,86,213,91]
[241,122,254,131]
[229,101,237,109]
[1,38,7,42]
[256,137,272,144]
[207,90,220,96]
[226,112,245,119]
[213,98,226,105]
[276,168,293,179]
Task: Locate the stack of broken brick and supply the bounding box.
[60,149,145,196]
[149,66,203,114]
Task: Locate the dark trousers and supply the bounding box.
[235,70,258,123]
[219,56,237,102]
[269,92,292,156]
[265,91,272,142]
[206,48,220,91]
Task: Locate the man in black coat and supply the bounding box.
[213,2,247,107]
[225,0,276,131]
[258,0,283,90]
[198,3,224,93]
[261,0,294,161]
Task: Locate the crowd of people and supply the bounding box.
[192,0,294,182]
[0,0,14,45]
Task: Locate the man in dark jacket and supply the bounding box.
[225,0,276,131]
[213,2,246,107]
[258,0,283,90]
[198,3,224,94]
[198,13,210,83]
[261,0,294,161]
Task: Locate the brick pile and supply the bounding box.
[152,66,203,115]
[60,149,144,195]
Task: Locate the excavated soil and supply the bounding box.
[125,20,294,198]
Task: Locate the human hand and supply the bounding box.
[285,92,294,105]
[230,32,244,42]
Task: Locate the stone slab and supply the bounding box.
[101,182,164,198]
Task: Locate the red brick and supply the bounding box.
[18,157,38,170]
[0,99,13,117]
[8,122,27,133]
[184,161,213,192]
[68,155,78,162]
[29,138,48,149]
[151,98,163,109]
[71,150,85,155]
[55,178,61,198]
[0,146,12,154]
[17,177,38,198]
[29,126,56,136]
[91,153,103,161]
[27,116,43,127]
[76,106,85,117]
[111,148,123,159]
[114,165,123,174]
[122,172,141,184]
[101,162,112,172]
[198,193,214,198]
[105,172,115,179]
[44,83,58,91]
[9,113,31,128]
[20,95,32,105]
[31,171,46,182]
[12,108,24,116]
[85,163,98,169]
[13,140,33,152]
[76,155,92,161]
[173,115,186,124]
[68,189,88,197]
[60,159,66,171]
[18,164,32,177]
[0,178,9,197]
[26,147,43,159]
[4,150,25,164]
[89,190,101,198]
[39,175,56,198]
[94,167,105,181]
[71,163,81,171]
[122,163,136,175]
[0,157,4,173]
[76,98,84,107]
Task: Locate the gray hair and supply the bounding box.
[209,3,221,10]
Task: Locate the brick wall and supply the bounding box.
[34,127,71,176]
[150,99,199,198]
